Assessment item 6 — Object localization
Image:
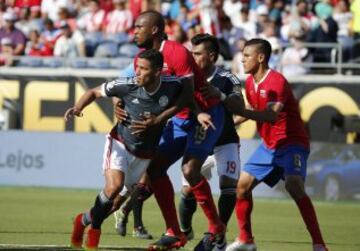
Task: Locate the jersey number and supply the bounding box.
[293,154,302,170]
[226,161,236,174]
[194,125,207,143]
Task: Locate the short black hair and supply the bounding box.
[138,49,164,70]
[244,38,272,63]
[191,33,220,62]
[139,10,165,34]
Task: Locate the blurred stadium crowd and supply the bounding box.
[0,0,359,75]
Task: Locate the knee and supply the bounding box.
[285,180,306,200]
[182,164,193,182]
[181,185,193,197]
[104,182,122,199]
[236,186,249,199]
[137,183,153,201]
[220,176,237,195]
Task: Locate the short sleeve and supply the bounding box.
[227,73,242,96]
[170,46,194,78]
[102,78,132,97]
[267,76,288,105]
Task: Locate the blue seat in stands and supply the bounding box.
[118,43,139,58]
[94,42,118,58]
[16,57,43,67]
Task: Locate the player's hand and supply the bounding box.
[114,100,128,122]
[64,106,83,122]
[200,84,221,99]
[130,113,159,136]
[197,112,216,130]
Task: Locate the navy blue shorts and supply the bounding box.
[158,104,224,165]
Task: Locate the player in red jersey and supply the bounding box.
[225,38,328,251]
[114,11,226,251]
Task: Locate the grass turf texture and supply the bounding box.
[0,187,359,251]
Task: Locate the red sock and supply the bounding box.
[235,197,254,243]
[151,175,181,236]
[191,178,223,234]
[295,195,325,245]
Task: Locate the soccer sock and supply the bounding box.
[235,196,254,243]
[178,192,197,232]
[191,178,223,234]
[218,187,237,226]
[90,191,114,229]
[82,211,92,226]
[151,175,181,236]
[295,195,325,245]
[121,197,133,217]
[133,183,153,228]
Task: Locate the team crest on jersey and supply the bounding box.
[260,89,266,98]
[158,95,169,107]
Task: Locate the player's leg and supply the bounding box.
[227,143,278,251]
[114,172,153,238]
[114,196,130,236]
[184,105,226,251]
[215,143,240,227]
[71,135,124,249]
[178,178,197,240]
[131,173,153,239]
[278,146,328,251]
[147,117,188,250]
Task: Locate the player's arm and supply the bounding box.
[200,76,246,116]
[242,102,283,123]
[64,86,103,121]
[155,76,194,123]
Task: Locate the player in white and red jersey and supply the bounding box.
[226,38,328,251]
[115,10,227,251]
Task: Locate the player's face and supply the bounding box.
[191,43,213,70]
[242,45,261,74]
[134,16,154,48]
[135,58,159,87]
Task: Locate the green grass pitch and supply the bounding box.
[0,187,359,251]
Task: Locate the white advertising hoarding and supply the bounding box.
[0,131,282,197]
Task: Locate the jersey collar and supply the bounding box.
[159,40,166,52]
[144,78,162,96]
[207,66,218,82]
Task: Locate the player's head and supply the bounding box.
[191,33,220,70]
[134,10,165,49]
[135,49,163,87]
[242,38,271,74]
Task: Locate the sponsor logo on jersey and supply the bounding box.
[158,95,169,107]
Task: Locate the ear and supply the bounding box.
[155,67,162,77]
[151,26,159,36]
[258,53,265,63]
[209,52,216,63]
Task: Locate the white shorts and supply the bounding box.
[182,143,241,186]
[102,134,151,196]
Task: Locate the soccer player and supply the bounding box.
[114,10,227,251]
[225,38,328,251]
[65,49,211,250]
[178,33,244,251]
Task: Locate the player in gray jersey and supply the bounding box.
[65,49,214,250]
